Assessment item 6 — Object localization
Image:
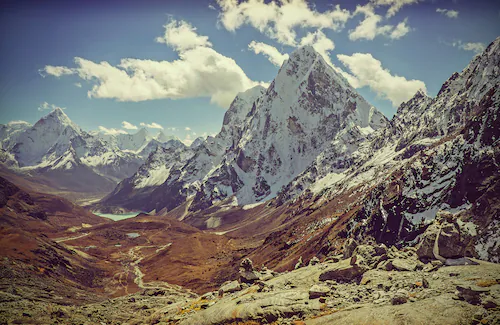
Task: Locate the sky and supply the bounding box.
[0,0,499,145]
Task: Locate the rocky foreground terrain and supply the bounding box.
[1,210,499,324]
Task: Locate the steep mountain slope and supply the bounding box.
[102,46,388,213]
[245,36,500,265]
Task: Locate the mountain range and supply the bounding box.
[0,110,189,194]
[1,37,499,265]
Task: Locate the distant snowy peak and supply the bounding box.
[190,137,205,149]
[155,131,178,143]
[36,108,81,133]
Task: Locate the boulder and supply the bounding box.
[319,259,365,283]
[309,284,330,299]
[391,258,418,271]
[240,258,254,272]
[240,270,261,284]
[309,256,320,266]
[391,290,409,305]
[219,281,241,294]
[416,218,475,260]
[351,244,388,269]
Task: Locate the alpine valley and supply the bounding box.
[1,36,499,324]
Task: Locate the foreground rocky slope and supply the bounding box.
[2,233,499,324]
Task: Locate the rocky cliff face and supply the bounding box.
[269,37,500,262]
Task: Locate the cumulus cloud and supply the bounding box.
[371,0,420,18]
[459,42,486,53]
[98,126,127,135]
[41,19,266,108]
[181,133,193,146]
[155,19,212,51]
[74,82,82,88]
[122,121,138,130]
[39,66,74,78]
[185,127,192,131]
[450,40,486,54]
[140,122,164,129]
[248,41,289,67]
[299,30,336,64]
[216,0,350,46]
[38,102,66,111]
[8,120,29,125]
[436,8,459,19]
[349,4,411,41]
[337,52,427,107]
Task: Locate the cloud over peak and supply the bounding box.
[122,121,138,130]
[98,126,127,135]
[216,0,350,46]
[41,19,266,108]
[140,122,164,129]
[348,4,411,41]
[337,52,427,107]
[38,102,66,111]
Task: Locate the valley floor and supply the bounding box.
[1,242,499,325]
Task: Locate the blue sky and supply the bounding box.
[0,0,499,144]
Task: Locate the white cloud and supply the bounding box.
[39,66,74,77]
[216,0,350,46]
[74,82,82,88]
[248,41,289,67]
[185,126,192,131]
[41,19,266,108]
[38,102,66,111]
[337,52,427,107]
[459,42,486,53]
[140,122,164,129]
[98,126,127,135]
[8,120,29,125]
[348,4,411,41]
[155,20,212,51]
[390,18,410,39]
[450,40,486,54]
[299,30,335,65]
[371,0,420,18]
[181,133,193,146]
[436,8,459,19]
[122,121,138,130]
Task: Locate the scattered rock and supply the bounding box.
[295,256,303,269]
[319,260,365,283]
[343,238,358,259]
[309,284,330,299]
[455,285,490,305]
[240,258,254,272]
[219,281,241,294]
[391,258,417,271]
[309,256,320,266]
[391,290,408,305]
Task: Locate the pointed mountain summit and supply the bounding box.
[101,45,388,214]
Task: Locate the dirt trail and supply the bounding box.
[54,232,91,243]
[116,243,176,294]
